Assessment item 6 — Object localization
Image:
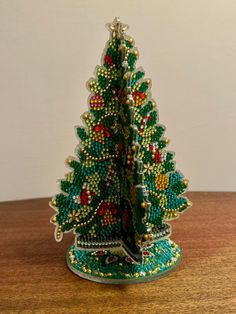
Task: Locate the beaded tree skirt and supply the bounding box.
[66,239,182,284]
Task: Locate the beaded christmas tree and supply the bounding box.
[50,18,192,284]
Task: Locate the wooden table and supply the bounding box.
[0,192,235,313]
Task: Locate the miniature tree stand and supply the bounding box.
[50,18,191,284]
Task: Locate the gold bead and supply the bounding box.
[143,233,149,241]
[146,79,151,84]
[187,201,193,207]
[66,158,72,165]
[133,50,139,56]
[50,200,56,207]
[89,81,94,87]
[183,179,189,185]
[141,202,147,209]
[124,72,131,80]
[123,73,129,80]
[163,138,169,144]
[149,233,154,240]
[51,216,57,223]
[82,112,89,119]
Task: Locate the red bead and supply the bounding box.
[155,150,161,163]
[104,54,113,65]
[80,189,89,205]
[149,144,154,151]
[123,209,130,226]
[143,251,150,256]
[98,208,106,216]
[110,204,117,215]
[104,129,111,138]
[139,92,145,99]
[94,124,102,132]
[95,250,105,256]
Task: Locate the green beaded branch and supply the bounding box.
[50,17,192,263]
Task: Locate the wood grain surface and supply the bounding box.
[0,192,235,314]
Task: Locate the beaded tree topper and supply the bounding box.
[50,18,192,284]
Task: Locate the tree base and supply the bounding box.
[66,239,182,284]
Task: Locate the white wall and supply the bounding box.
[0,0,236,201]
